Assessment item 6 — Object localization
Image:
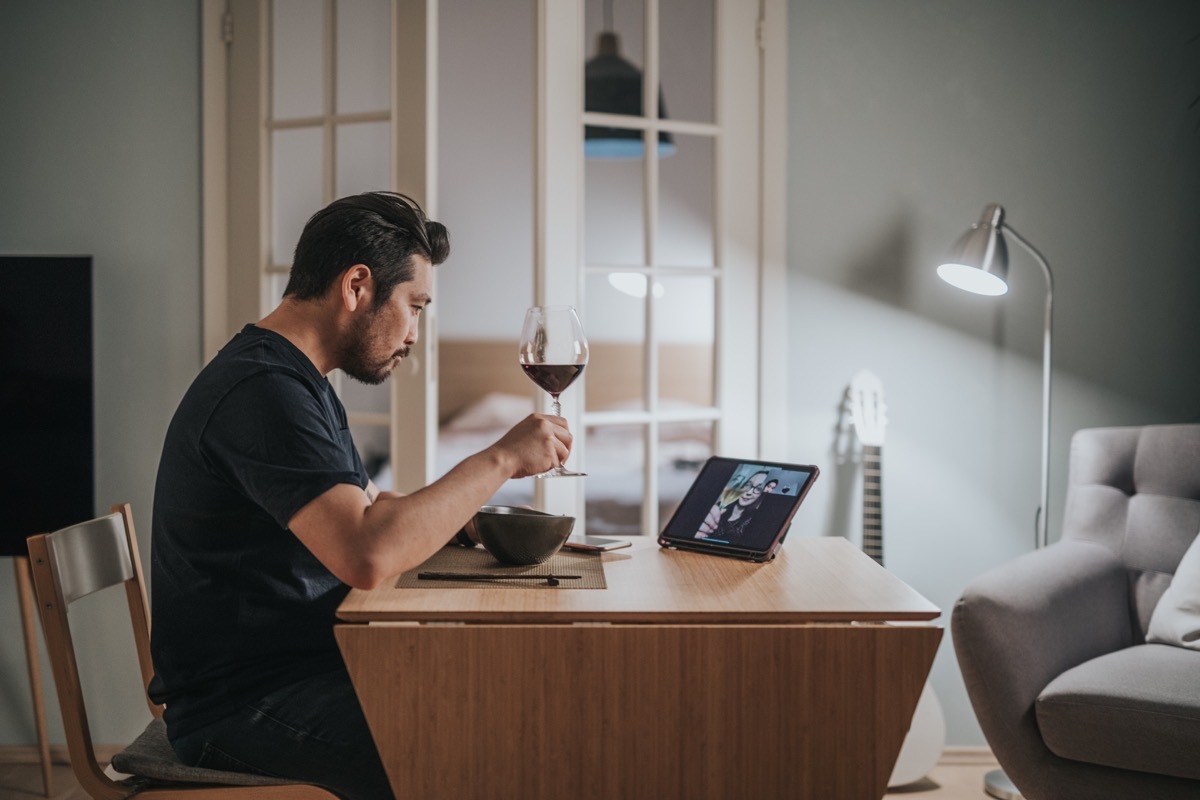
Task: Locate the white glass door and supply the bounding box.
[220,0,437,492]
[537,0,772,534]
[208,0,785,523]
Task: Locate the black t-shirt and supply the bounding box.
[148,325,367,738]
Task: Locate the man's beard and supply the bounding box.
[338,311,410,385]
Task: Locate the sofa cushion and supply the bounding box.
[1061,426,1200,634]
[1037,644,1200,780]
[1147,530,1200,650]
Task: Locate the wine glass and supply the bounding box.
[518,305,589,478]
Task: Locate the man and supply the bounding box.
[149,192,571,799]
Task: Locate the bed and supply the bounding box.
[369,339,717,536]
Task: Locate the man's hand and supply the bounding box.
[486,413,572,479]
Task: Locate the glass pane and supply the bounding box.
[436,0,535,510]
[272,0,325,119]
[336,121,391,197]
[267,272,290,311]
[659,0,714,124]
[585,422,646,536]
[340,375,391,415]
[336,0,391,114]
[350,423,390,487]
[436,0,535,338]
[657,133,715,268]
[585,145,645,267]
[272,127,324,265]
[584,0,646,120]
[436,387,534,508]
[342,375,391,488]
[584,272,645,411]
[655,275,714,407]
[436,0,537,345]
[658,419,714,523]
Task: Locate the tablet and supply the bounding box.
[657,456,819,563]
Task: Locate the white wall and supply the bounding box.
[787,0,1200,746]
[0,1,201,746]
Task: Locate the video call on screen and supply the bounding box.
[664,460,814,551]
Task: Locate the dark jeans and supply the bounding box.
[170,668,394,800]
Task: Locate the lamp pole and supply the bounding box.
[938,204,1054,550]
[998,224,1053,549]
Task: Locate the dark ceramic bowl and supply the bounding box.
[473,505,575,566]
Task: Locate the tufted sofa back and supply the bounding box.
[1060,424,1200,638]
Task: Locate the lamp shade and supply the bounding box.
[937,204,1009,296]
[584,32,676,159]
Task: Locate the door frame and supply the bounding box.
[202,0,790,519]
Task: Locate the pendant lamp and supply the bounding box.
[584,1,675,159]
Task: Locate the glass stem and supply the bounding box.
[550,394,564,473]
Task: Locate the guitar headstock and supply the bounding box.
[846,369,888,447]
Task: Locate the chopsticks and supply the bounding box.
[418,571,581,587]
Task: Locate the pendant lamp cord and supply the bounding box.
[603,0,613,32]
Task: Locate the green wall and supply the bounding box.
[786,0,1200,745]
[0,1,202,745]
[3,0,1199,756]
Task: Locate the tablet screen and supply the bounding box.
[658,457,819,560]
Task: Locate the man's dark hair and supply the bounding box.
[284,192,450,306]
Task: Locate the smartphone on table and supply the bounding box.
[562,536,632,552]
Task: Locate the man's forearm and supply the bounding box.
[295,447,514,589]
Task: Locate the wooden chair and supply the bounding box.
[26,504,338,799]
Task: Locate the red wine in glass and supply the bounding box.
[520,363,586,397]
[518,306,589,478]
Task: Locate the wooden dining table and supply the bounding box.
[335,536,941,800]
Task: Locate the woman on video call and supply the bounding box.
[695,468,769,542]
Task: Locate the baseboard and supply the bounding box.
[0,743,123,765]
[0,742,999,770]
[938,746,999,766]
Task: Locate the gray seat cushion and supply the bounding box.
[1036,644,1200,781]
[111,718,294,786]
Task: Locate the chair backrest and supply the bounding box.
[29,505,341,800]
[27,503,159,800]
[1060,424,1200,637]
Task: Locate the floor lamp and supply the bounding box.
[937,202,1054,800]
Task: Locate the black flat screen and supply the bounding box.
[0,256,94,555]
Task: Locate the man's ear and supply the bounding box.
[340,264,373,312]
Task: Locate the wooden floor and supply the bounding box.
[0,757,1003,800]
[885,757,1002,799]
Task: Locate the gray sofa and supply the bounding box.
[952,424,1200,800]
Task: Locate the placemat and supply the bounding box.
[395,546,607,589]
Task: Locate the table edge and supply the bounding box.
[336,609,942,624]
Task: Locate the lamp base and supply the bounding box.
[984,768,1024,800]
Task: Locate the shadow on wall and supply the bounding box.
[842,208,914,308]
[822,388,861,542]
[818,204,1053,415]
